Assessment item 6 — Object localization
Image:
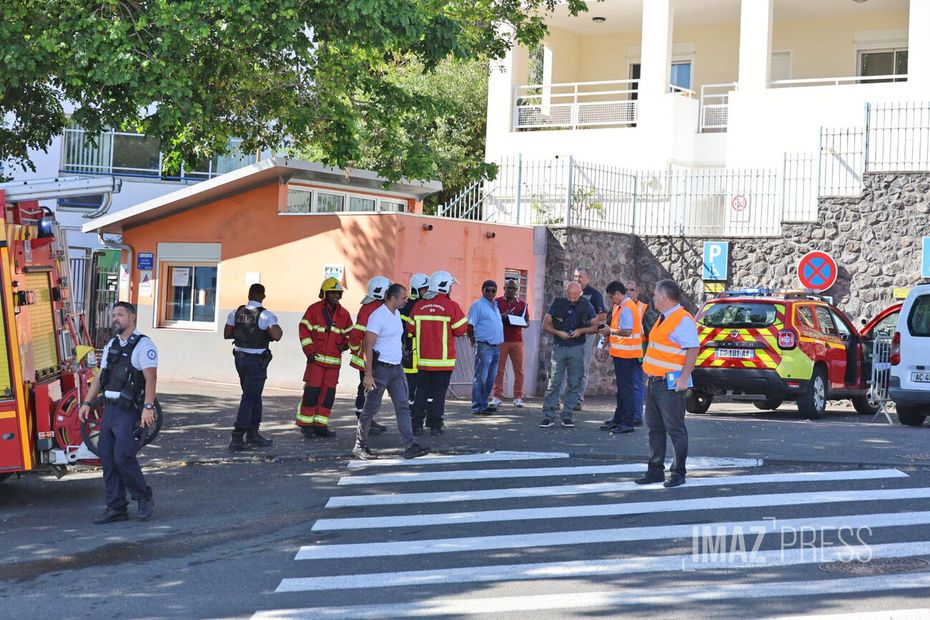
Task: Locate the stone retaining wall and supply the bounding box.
[537,172,930,396]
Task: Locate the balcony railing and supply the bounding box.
[770,74,906,88]
[61,127,258,182]
[513,80,638,131]
[700,83,737,133]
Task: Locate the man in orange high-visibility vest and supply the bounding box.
[626,279,651,425]
[599,281,642,435]
[635,279,700,489]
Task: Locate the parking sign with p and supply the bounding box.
[703,242,729,281]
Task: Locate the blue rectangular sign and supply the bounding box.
[702,241,729,281]
[923,238,930,279]
[137,252,154,271]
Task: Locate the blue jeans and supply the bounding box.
[543,345,585,420]
[472,342,500,412]
[632,360,645,422]
[234,351,267,432]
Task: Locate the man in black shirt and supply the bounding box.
[571,268,607,411]
[540,282,598,428]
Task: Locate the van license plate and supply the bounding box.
[716,348,755,359]
[912,372,930,383]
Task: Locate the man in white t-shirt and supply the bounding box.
[224,283,283,451]
[355,283,430,460]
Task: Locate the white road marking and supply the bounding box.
[276,540,928,592]
[345,451,569,469]
[766,609,930,620]
[254,572,930,618]
[296,509,930,559]
[312,486,930,531]
[325,468,907,507]
[337,456,763,486]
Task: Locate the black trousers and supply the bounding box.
[234,351,267,432]
[99,404,151,510]
[644,378,689,476]
[412,370,453,430]
[405,372,419,404]
[355,370,366,411]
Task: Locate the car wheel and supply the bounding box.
[897,405,927,427]
[753,399,783,411]
[797,368,827,420]
[852,394,879,416]
[685,390,713,414]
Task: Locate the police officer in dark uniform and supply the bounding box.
[79,302,158,523]
[224,283,283,451]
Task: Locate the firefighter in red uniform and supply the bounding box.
[296,277,353,438]
[347,276,390,435]
[408,271,469,435]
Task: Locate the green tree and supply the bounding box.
[0,0,586,182]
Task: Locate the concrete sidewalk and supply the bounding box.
[143,379,930,469]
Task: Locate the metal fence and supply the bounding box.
[869,335,894,424]
[444,157,783,237]
[782,153,818,221]
[513,80,638,131]
[819,127,864,197]
[866,102,930,172]
[69,254,91,314]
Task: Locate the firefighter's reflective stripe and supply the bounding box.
[300,337,314,347]
[313,415,330,425]
[451,316,468,330]
[350,354,365,367]
[415,315,457,369]
[296,411,315,424]
[353,323,367,332]
[642,307,691,376]
[315,354,342,366]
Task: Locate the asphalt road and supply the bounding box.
[2,380,930,619]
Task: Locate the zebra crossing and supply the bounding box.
[252,452,930,619]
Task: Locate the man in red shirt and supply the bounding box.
[491,279,529,408]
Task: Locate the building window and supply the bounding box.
[379,199,407,213]
[349,196,377,212]
[315,192,345,213]
[669,61,692,90]
[282,185,408,214]
[503,268,529,300]
[859,48,907,82]
[161,263,218,327]
[287,187,313,213]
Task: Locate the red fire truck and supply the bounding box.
[0,177,158,482]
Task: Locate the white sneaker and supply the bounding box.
[489,397,503,409]
[513,399,524,408]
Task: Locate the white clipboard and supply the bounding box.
[505,304,528,327]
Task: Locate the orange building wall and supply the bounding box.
[118,181,537,389]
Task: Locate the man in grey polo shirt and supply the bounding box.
[355,283,431,460]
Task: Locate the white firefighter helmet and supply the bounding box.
[409,272,429,294]
[427,271,457,296]
[362,275,391,304]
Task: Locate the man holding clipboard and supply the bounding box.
[491,279,529,409]
[636,279,699,489]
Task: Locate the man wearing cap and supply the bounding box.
[467,280,504,415]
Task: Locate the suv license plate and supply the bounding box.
[912,372,930,383]
[716,348,755,359]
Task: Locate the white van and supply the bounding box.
[889,283,930,426]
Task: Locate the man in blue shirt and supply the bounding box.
[541,282,598,428]
[467,280,505,415]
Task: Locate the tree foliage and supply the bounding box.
[0,0,586,181]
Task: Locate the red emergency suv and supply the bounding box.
[688,289,876,419]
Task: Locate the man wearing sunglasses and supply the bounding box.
[467,280,504,415]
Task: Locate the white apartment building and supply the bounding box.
[464,0,930,236]
[487,0,928,169]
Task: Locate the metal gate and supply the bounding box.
[869,335,894,424]
[68,253,91,314]
[87,249,121,348]
[447,336,475,399]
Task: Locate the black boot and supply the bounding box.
[313,426,337,438]
[229,431,250,452]
[246,429,273,447]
